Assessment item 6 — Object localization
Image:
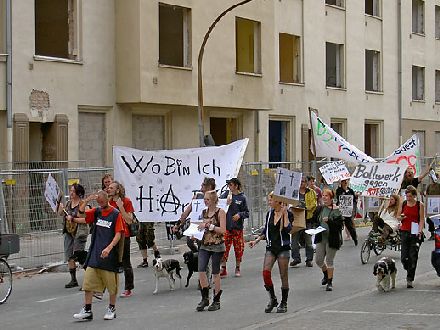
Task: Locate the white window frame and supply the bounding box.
[325,0,344,8]
[412,65,425,101]
[235,17,262,75]
[326,42,345,88]
[365,0,381,17]
[365,49,381,92]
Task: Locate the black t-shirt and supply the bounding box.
[401,177,419,190]
[267,215,290,254]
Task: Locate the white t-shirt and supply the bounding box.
[380,209,399,231]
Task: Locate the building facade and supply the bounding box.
[0,0,439,166]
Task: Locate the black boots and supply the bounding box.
[65,268,79,288]
[276,288,289,313]
[196,287,210,311]
[207,290,222,311]
[264,285,278,313]
[326,278,333,291]
[321,270,328,285]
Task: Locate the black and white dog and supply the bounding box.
[373,257,397,292]
[152,258,182,295]
[183,251,198,287]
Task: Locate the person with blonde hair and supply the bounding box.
[373,194,401,243]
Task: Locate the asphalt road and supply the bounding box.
[1,227,439,330]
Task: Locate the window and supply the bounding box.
[326,0,344,8]
[436,6,440,39]
[365,50,381,92]
[159,3,192,67]
[412,65,425,101]
[365,0,380,17]
[35,0,79,60]
[412,0,424,34]
[236,17,261,74]
[269,119,292,163]
[364,122,381,158]
[326,42,344,88]
[279,33,301,83]
[412,130,425,157]
[436,70,440,103]
[330,119,346,138]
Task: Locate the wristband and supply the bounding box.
[209,224,215,231]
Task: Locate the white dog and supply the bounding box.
[152,258,182,295]
[373,257,397,292]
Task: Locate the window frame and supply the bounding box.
[412,65,425,101]
[365,0,381,18]
[325,0,345,8]
[235,16,262,75]
[279,33,302,84]
[365,49,382,92]
[325,42,345,89]
[412,0,425,36]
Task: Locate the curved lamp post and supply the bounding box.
[197,0,256,146]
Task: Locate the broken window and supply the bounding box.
[326,0,344,8]
[159,3,192,67]
[435,70,440,103]
[365,0,380,17]
[35,0,79,60]
[326,42,344,88]
[365,50,381,92]
[436,6,440,39]
[412,0,425,34]
[279,33,301,83]
[236,17,261,74]
[412,65,425,101]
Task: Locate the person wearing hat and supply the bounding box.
[220,177,249,277]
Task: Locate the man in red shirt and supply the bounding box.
[72,190,125,321]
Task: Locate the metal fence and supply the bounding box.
[1,157,438,270]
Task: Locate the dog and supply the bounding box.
[373,257,397,292]
[183,251,198,287]
[152,258,182,295]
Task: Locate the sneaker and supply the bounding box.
[73,307,93,320]
[120,290,132,298]
[137,260,148,268]
[104,306,116,320]
[220,267,227,278]
[93,292,103,300]
[305,261,313,268]
[234,267,241,277]
[289,260,300,267]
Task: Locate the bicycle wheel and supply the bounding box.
[360,241,371,264]
[373,244,386,256]
[0,258,12,304]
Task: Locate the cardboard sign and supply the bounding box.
[339,195,354,217]
[350,163,406,197]
[319,161,351,184]
[273,167,302,205]
[290,207,306,234]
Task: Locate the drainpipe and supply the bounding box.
[6,0,13,162]
[397,0,402,144]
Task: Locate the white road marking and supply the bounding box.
[36,298,57,303]
[36,292,82,303]
[323,310,440,317]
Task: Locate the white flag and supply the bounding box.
[382,134,421,176]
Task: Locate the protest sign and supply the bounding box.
[310,111,375,164]
[338,195,354,217]
[273,167,302,204]
[349,163,406,197]
[319,161,351,184]
[426,196,440,216]
[44,173,61,212]
[383,134,421,176]
[290,207,306,234]
[113,139,248,222]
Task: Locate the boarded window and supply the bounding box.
[132,115,165,150]
[412,0,424,34]
[326,42,344,88]
[279,33,301,83]
[78,112,106,167]
[236,17,261,74]
[365,0,380,17]
[159,3,191,67]
[365,50,380,92]
[35,0,79,59]
[412,65,425,101]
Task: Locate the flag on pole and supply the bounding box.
[382,134,421,176]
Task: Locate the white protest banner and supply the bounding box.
[383,134,421,176]
[319,161,351,184]
[310,111,376,164]
[338,195,354,217]
[44,173,60,212]
[349,163,406,197]
[273,167,302,204]
[113,139,248,222]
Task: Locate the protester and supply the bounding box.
[102,173,113,190]
[58,183,89,289]
[220,177,249,278]
[400,164,431,190]
[399,185,425,288]
[425,172,440,240]
[107,181,135,298]
[373,194,401,244]
[173,177,216,253]
[196,190,226,312]
[307,175,322,206]
[290,177,317,268]
[73,190,125,321]
[136,223,161,268]
[249,192,293,313]
[311,188,343,291]
[336,179,358,246]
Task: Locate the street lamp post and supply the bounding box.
[197,0,256,147]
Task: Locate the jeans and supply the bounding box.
[400,231,420,282]
[291,222,313,262]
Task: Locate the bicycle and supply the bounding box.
[360,229,401,264]
[0,234,20,304]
